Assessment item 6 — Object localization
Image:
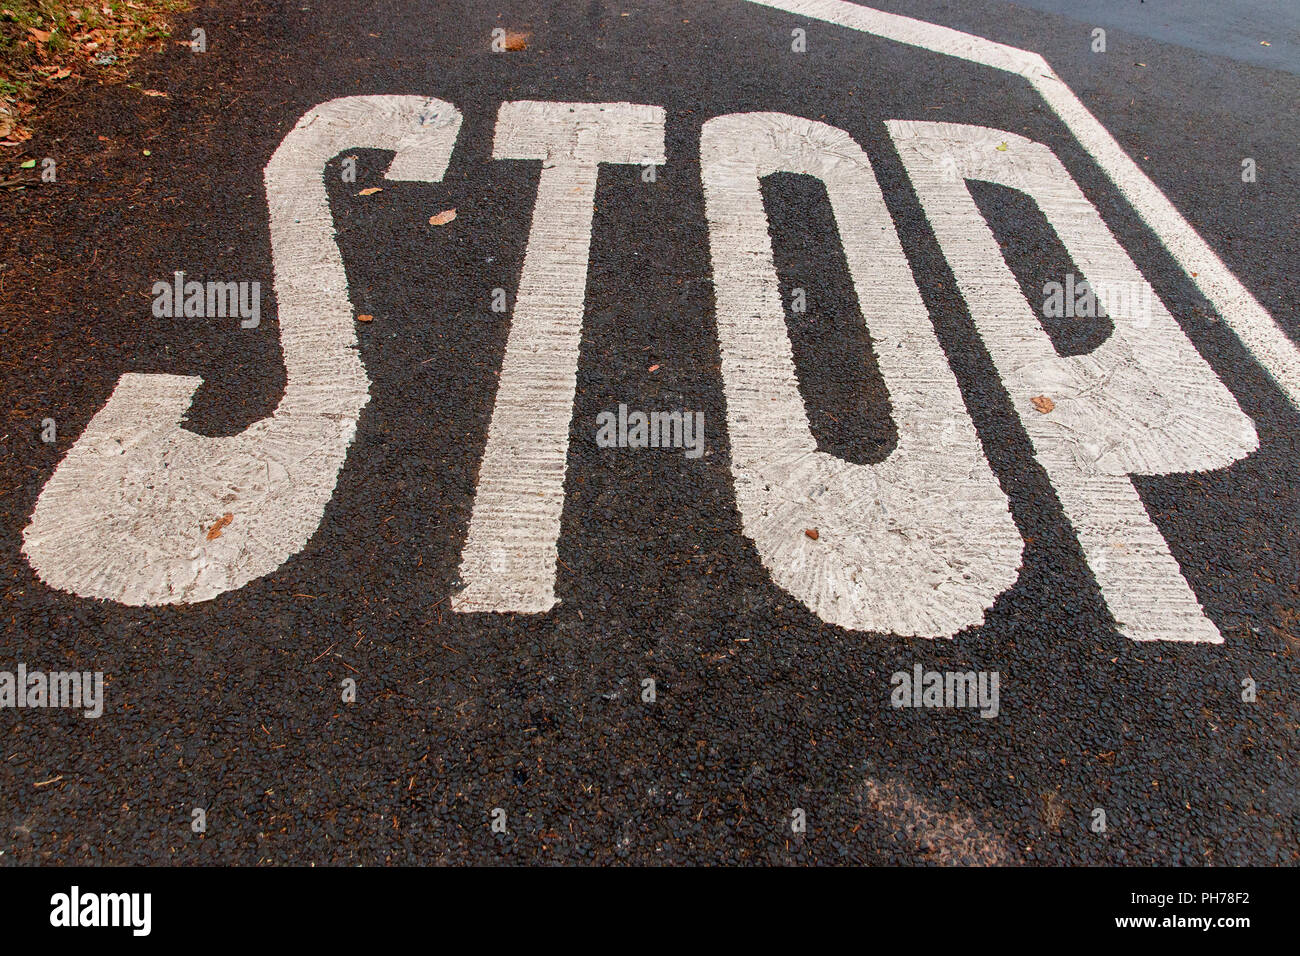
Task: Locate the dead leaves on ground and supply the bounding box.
[205,513,234,540]
[0,113,29,146]
[1031,395,1055,414]
[3,2,189,144]
[355,195,460,232]
[500,30,529,51]
[0,99,27,146]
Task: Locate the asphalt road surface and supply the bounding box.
[0,0,1296,865]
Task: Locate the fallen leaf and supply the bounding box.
[648,364,660,372]
[47,67,71,80]
[356,313,374,323]
[358,187,382,196]
[28,27,51,44]
[505,30,530,50]
[805,528,819,540]
[996,141,1008,151]
[19,158,35,168]
[1031,395,1055,414]
[1260,40,1270,46]
[206,513,233,540]
[142,149,151,156]
[428,208,456,226]
[139,88,168,98]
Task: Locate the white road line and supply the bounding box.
[742,0,1300,412]
[23,96,463,604]
[701,112,1022,637]
[453,101,667,613]
[891,121,1257,642]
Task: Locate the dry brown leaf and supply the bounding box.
[48,67,71,81]
[504,30,530,51]
[805,528,819,540]
[1031,395,1055,414]
[28,27,51,44]
[356,313,374,323]
[206,513,233,540]
[139,88,168,98]
[428,208,456,226]
[648,364,660,372]
[358,187,382,196]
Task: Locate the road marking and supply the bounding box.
[452,101,667,613]
[700,112,1022,637]
[891,121,1257,642]
[741,0,1300,413]
[22,9,1284,641]
[23,96,463,604]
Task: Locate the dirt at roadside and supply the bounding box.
[1,0,190,155]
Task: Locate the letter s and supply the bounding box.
[23,96,463,604]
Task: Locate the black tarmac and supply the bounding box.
[0,0,1296,864]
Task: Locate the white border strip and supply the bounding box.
[742,0,1300,411]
